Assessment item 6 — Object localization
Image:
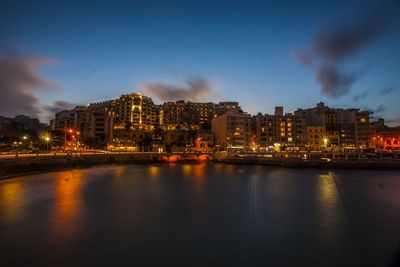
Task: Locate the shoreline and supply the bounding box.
[0,153,159,180]
[1,153,400,180]
[215,158,400,170]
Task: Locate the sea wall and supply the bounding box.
[0,153,159,179]
[2,152,400,179]
[216,158,400,170]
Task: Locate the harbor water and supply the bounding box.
[1,163,399,266]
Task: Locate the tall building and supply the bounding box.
[295,102,372,150]
[52,102,114,147]
[110,93,157,146]
[356,111,372,148]
[212,102,243,118]
[254,107,296,151]
[307,126,326,151]
[212,111,252,150]
[112,93,157,131]
[159,100,213,130]
[85,101,114,145]
[53,110,75,130]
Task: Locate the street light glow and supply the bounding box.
[41,132,53,150]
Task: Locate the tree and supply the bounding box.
[142,132,153,152]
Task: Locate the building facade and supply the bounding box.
[212,111,252,150]
[295,102,372,150]
[254,107,296,151]
[110,93,157,147]
[159,100,213,130]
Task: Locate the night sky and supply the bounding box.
[0,0,399,124]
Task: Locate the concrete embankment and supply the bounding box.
[216,158,400,170]
[0,153,160,179]
[2,153,400,179]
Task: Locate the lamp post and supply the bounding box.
[21,135,29,150]
[45,137,50,150]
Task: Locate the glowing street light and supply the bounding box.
[323,138,328,150]
[41,132,52,150]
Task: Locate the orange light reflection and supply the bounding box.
[0,181,23,222]
[50,170,85,239]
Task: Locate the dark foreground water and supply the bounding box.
[1,164,399,266]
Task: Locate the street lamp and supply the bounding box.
[323,138,328,150]
[41,132,52,151]
[45,136,50,150]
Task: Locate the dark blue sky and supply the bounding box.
[1,0,399,124]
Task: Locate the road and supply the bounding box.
[0,151,129,159]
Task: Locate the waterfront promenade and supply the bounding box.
[1,151,400,179]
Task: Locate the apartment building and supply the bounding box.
[212,111,252,150]
[254,107,296,151]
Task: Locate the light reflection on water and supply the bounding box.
[148,165,160,179]
[0,181,24,222]
[0,164,399,266]
[50,170,85,239]
[315,173,346,243]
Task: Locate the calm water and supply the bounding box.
[1,163,399,266]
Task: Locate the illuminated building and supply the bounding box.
[112,93,156,131]
[295,102,372,150]
[195,130,214,152]
[254,107,297,151]
[371,118,400,151]
[159,100,213,130]
[212,102,243,118]
[110,93,157,147]
[52,101,114,147]
[212,111,252,150]
[356,111,372,148]
[49,93,382,151]
[306,126,326,151]
[68,102,114,146]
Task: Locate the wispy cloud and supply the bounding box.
[0,53,57,117]
[366,104,386,114]
[316,66,363,97]
[44,100,77,114]
[353,91,368,101]
[379,86,396,95]
[295,15,385,98]
[139,77,218,102]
